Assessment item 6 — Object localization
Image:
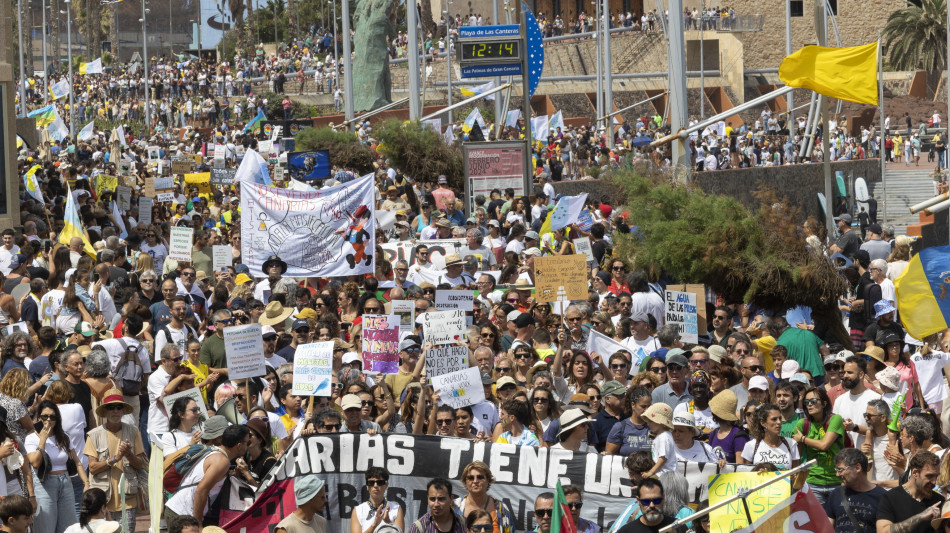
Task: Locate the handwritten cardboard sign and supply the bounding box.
[666,284,708,334]
[431,367,485,408]
[168,227,194,263]
[212,245,231,272]
[665,290,699,344]
[425,345,469,380]
[361,314,401,374]
[420,310,466,346]
[138,197,153,225]
[291,342,334,396]
[709,472,790,533]
[210,168,236,186]
[434,290,474,311]
[171,159,193,175]
[224,323,266,380]
[116,186,131,211]
[573,237,594,262]
[534,254,588,302]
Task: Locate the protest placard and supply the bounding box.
[431,367,485,408]
[665,290,699,343]
[573,237,595,262]
[95,175,118,197]
[168,227,194,262]
[421,310,467,345]
[361,315,400,374]
[534,254,588,302]
[291,342,334,396]
[4,323,27,336]
[116,186,131,211]
[162,388,209,422]
[118,161,132,176]
[667,284,708,334]
[390,300,415,335]
[147,146,160,161]
[434,290,474,311]
[425,345,469,379]
[586,329,645,367]
[709,472,790,533]
[224,323,266,380]
[184,172,212,196]
[171,159,193,175]
[138,197,153,225]
[210,168,236,186]
[212,245,231,272]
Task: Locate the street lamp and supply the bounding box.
[140,1,151,132]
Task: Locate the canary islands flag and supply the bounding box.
[779,42,878,105]
[895,245,950,340]
[459,81,496,100]
[24,165,44,205]
[78,58,103,75]
[243,108,266,134]
[59,185,97,257]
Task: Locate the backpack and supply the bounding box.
[162,444,219,493]
[802,416,853,450]
[114,339,144,396]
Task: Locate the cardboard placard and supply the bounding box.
[184,172,212,196]
[390,300,415,335]
[224,323,267,380]
[116,186,131,211]
[138,197,153,225]
[434,290,474,311]
[420,310,467,346]
[665,290,699,344]
[709,472,790,533]
[162,388,209,423]
[361,314,401,374]
[212,245,231,272]
[666,284,708,334]
[95,175,118,197]
[430,367,485,408]
[573,237,594,262]
[172,159,193,175]
[534,254,588,303]
[210,168,236,186]
[425,345,469,380]
[168,227,194,262]
[291,342,334,396]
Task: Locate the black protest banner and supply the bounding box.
[248,433,753,533]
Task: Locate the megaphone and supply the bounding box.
[217,398,245,425]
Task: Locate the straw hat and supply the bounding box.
[258,301,294,326]
[95,388,134,418]
[932,500,950,530]
[643,403,673,429]
[857,345,885,365]
[708,390,739,422]
[557,408,591,438]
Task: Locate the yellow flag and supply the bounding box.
[778,42,878,105]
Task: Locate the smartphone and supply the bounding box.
[92,273,100,283]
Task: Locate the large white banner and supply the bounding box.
[240,175,376,278]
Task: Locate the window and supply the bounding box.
[790,1,803,17]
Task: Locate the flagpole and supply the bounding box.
[878,33,886,224]
[817,1,835,239]
[65,0,74,138]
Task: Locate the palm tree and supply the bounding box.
[882,0,948,74]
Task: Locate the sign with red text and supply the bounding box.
[361,314,401,374]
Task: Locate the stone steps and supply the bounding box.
[869,168,937,235]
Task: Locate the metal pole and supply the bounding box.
[445,15,453,124]
[17,0,27,116]
[603,0,612,147]
[419,83,511,121]
[598,91,667,121]
[786,0,793,138]
[817,1,834,239]
[42,0,48,98]
[666,0,689,175]
[341,96,411,126]
[699,0,704,119]
[342,0,354,127]
[406,0,421,119]
[594,0,603,132]
[273,0,277,46]
[66,0,74,136]
[879,33,886,224]
[143,0,150,133]
[197,0,203,56]
[492,0,501,132]
[333,0,339,69]
[520,6,532,195]
[799,91,817,158]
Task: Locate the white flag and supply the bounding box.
[549,110,565,132]
[444,125,456,144]
[505,110,521,129]
[82,58,103,74]
[234,148,273,186]
[49,79,70,100]
[464,108,484,130]
[111,201,128,239]
[78,121,95,141]
[532,115,550,141]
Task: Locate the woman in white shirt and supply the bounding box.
[738,403,800,470]
[44,381,87,518]
[26,401,90,533]
[63,488,119,533]
[670,412,720,464]
[350,467,404,533]
[551,409,591,452]
[160,397,202,456]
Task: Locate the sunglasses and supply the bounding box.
[332,383,344,390]
[566,502,583,510]
[467,474,487,481]
[612,266,625,271]
[295,328,311,334]
[104,404,125,411]
[496,367,512,373]
[481,333,496,338]
[610,364,627,370]
[367,479,388,487]
[535,509,553,517]
[436,419,454,426]
[189,407,202,414]
[470,526,492,533]
[533,397,549,403]
[743,365,765,372]
[514,353,531,359]
[803,398,821,406]
[364,308,381,313]
[217,318,235,325]
[650,367,667,374]
[181,272,196,278]
[824,364,842,371]
[734,349,751,355]
[322,424,342,430]
[39,414,58,421]
[588,395,602,401]
[141,279,155,283]
[166,356,183,363]
[863,413,880,420]
[360,400,372,406]
[639,498,663,507]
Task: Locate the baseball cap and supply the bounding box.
[834,213,852,224]
[261,325,278,339]
[524,247,542,257]
[749,375,770,391]
[341,394,362,411]
[525,231,540,241]
[629,311,650,323]
[291,319,310,331]
[513,313,536,328]
[399,338,421,351]
[665,350,688,368]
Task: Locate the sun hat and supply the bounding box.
[258,301,294,326]
[293,474,327,506]
[643,403,674,429]
[856,345,885,365]
[671,411,700,436]
[261,255,287,274]
[708,390,739,422]
[235,273,253,285]
[556,409,592,437]
[496,376,518,389]
[444,253,463,266]
[876,366,902,392]
[94,388,134,418]
[780,360,800,377]
[874,300,897,318]
[202,415,230,439]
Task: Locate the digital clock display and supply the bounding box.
[459,41,521,62]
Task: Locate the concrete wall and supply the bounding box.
[549,159,881,224]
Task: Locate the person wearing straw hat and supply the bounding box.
[707,390,748,464]
[439,254,473,286]
[552,409,592,452]
[642,403,676,478]
[258,301,294,332]
[84,389,145,528]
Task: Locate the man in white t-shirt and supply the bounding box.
[147,345,191,436]
[153,296,198,361]
[832,356,880,449]
[472,372,500,434]
[0,229,19,276]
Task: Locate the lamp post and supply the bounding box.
[64,0,74,137]
[444,3,452,124]
[141,0,150,132]
[42,0,49,100]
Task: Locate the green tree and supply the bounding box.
[374,119,463,188]
[611,167,851,348]
[294,127,375,174]
[882,0,948,74]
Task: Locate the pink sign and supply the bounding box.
[361,314,401,373]
[465,143,526,203]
